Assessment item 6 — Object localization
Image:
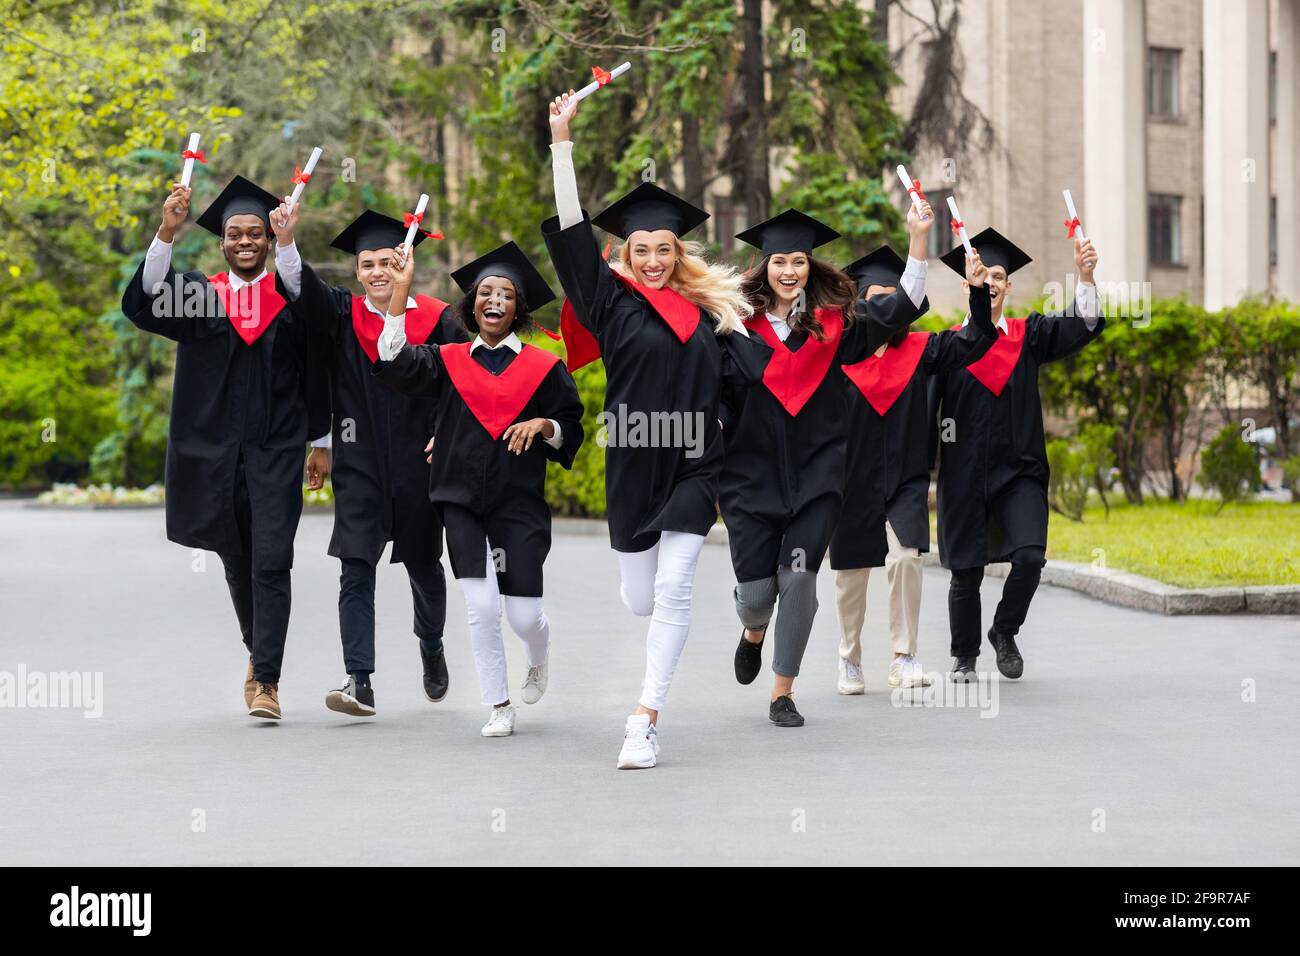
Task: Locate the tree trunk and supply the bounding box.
[739,0,770,225]
[681,114,704,208]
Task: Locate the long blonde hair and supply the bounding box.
[613,236,752,334]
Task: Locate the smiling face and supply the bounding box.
[985,265,1009,314]
[625,229,678,288]
[220,214,271,279]
[355,248,399,310]
[767,252,810,307]
[473,275,518,341]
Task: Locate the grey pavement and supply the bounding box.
[1,499,1297,865]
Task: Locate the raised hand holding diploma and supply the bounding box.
[269,195,299,245]
[897,165,929,218]
[549,89,580,143]
[947,195,974,260]
[1074,236,1098,283]
[388,242,416,304]
[179,133,205,188]
[159,184,192,242]
[286,147,323,212]
[569,61,631,102]
[965,250,988,287]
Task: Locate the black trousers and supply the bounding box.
[217,455,291,684]
[948,546,1046,658]
[338,555,447,675]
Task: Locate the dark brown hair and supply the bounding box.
[740,254,856,340]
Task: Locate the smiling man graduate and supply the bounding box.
[121,176,330,721]
[929,228,1103,682]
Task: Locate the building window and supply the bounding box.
[926,189,954,259]
[1149,194,1183,266]
[1148,47,1181,118]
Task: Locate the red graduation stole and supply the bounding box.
[208,272,286,345]
[439,342,561,440]
[951,317,1025,397]
[559,268,702,372]
[745,308,844,416]
[350,294,448,364]
[843,331,929,416]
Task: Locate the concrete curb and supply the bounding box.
[549,518,1297,618]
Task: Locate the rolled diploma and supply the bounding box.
[403,193,430,248]
[573,62,632,101]
[947,196,974,260]
[180,133,201,187]
[1063,189,1086,241]
[287,147,323,212]
[896,165,924,213]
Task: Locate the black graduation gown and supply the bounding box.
[373,339,584,597]
[718,291,927,582]
[542,212,763,553]
[122,261,327,570]
[830,284,995,570]
[289,262,469,566]
[929,304,1106,570]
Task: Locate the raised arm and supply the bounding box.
[371,243,444,399]
[122,184,208,342]
[1028,237,1105,363]
[539,90,616,333]
[925,251,997,374]
[840,199,934,363]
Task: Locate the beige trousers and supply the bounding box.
[835,521,923,663]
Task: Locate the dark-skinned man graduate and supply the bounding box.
[929,229,1102,682]
[274,205,468,717]
[122,176,330,721]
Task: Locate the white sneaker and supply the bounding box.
[837,658,866,695]
[616,714,657,769]
[521,662,548,704]
[480,704,516,737]
[888,654,933,688]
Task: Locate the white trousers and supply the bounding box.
[461,540,550,706]
[835,520,923,663]
[616,531,706,712]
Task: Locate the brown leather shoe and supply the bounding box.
[249,682,281,720]
[244,659,257,710]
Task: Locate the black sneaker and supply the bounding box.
[988,630,1023,679]
[949,657,979,682]
[734,626,766,685]
[769,694,804,727]
[421,645,449,702]
[325,676,375,717]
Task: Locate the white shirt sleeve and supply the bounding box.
[544,419,564,450]
[1075,281,1099,330]
[551,141,582,229]
[377,312,408,362]
[275,240,303,299]
[310,433,332,449]
[142,234,173,294]
[899,256,927,308]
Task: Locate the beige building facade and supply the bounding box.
[886,0,1299,314]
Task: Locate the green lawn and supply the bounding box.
[1043,499,1299,588]
[929,498,1299,588]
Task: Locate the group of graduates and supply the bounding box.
[124,90,1103,769]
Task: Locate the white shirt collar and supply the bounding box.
[765,311,792,341]
[471,332,522,353]
[365,295,417,317]
[961,313,1009,334]
[227,269,268,291]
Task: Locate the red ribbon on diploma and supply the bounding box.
[403,211,443,240]
[1064,216,1081,238]
[182,149,207,163]
[908,179,927,203]
[592,65,612,86]
[292,166,311,185]
[950,218,965,236]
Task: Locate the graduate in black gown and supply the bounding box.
[722,207,929,727]
[929,228,1102,681]
[121,176,330,721]
[543,90,766,767]
[274,206,468,717]
[373,241,585,739]
[830,243,995,695]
